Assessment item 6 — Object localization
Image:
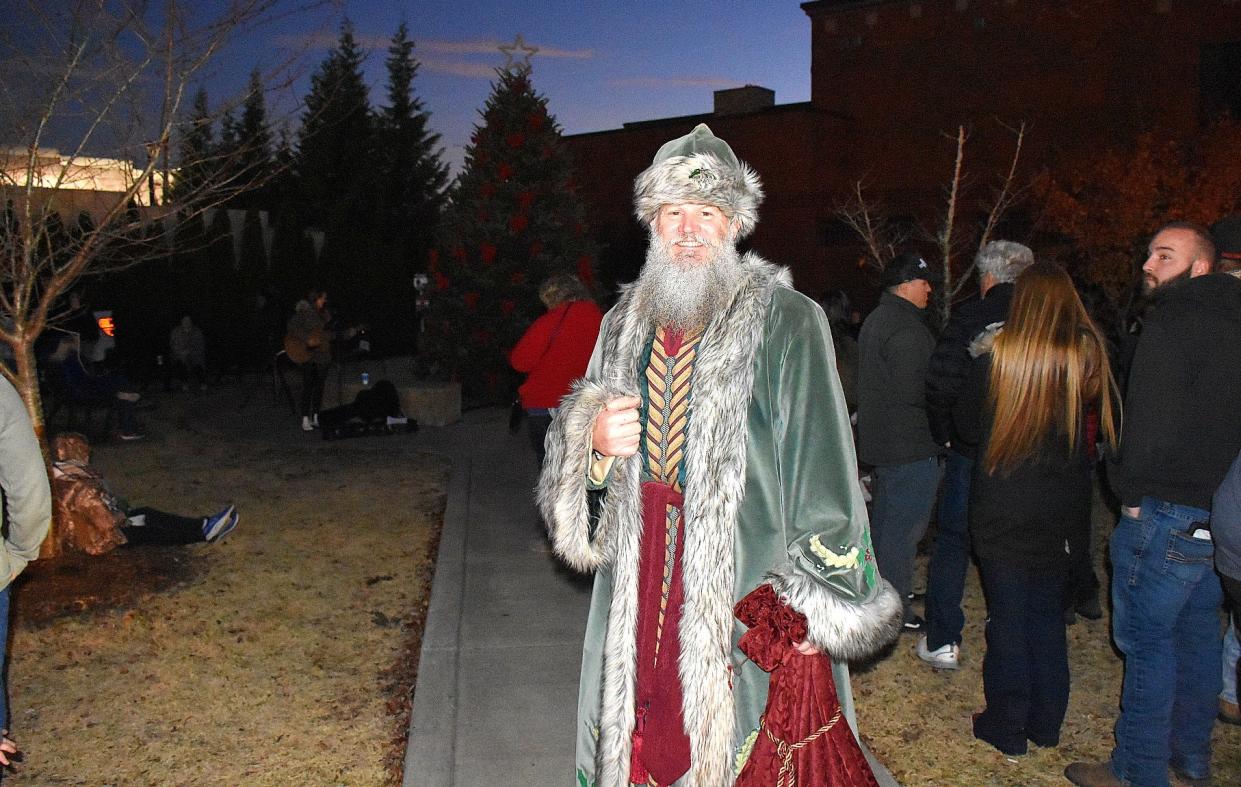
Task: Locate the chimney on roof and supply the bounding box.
[713,85,775,116]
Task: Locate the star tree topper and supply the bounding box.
[498,34,538,71]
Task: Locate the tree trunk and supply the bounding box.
[10,339,61,559]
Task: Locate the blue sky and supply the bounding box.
[210,0,814,173]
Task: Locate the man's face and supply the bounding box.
[894,278,932,310]
[1143,228,1209,293]
[654,202,732,265]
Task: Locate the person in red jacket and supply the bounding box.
[509,273,603,465]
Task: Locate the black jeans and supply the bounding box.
[526,411,553,467]
[973,558,1070,755]
[298,363,326,418]
[120,507,205,545]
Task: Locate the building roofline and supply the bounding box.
[564,101,831,141]
[801,0,898,16]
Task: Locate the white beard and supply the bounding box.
[634,229,745,330]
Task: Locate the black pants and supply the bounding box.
[526,412,553,467]
[298,363,326,418]
[120,507,204,545]
[973,559,1070,754]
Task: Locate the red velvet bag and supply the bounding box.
[734,584,877,787]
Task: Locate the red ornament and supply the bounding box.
[463,291,480,311]
[497,162,515,181]
[509,214,528,233]
[510,271,527,286]
[528,240,544,258]
[527,113,545,132]
[518,190,535,209]
[577,254,595,287]
[500,299,516,316]
[506,132,525,149]
[434,272,450,290]
[480,242,498,265]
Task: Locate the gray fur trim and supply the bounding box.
[633,152,764,239]
[968,321,1004,358]
[768,568,903,662]
[536,380,629,571]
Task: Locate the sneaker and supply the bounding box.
[118,430,145,441]
[301,416,314,432]
[202,505,237,541]
[916,635,960,669]
[901,615,926,634]
[312,413,320,428]
[116,391,141,403]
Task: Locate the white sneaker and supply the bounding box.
[916,635,960,670]
[301,416,314,432]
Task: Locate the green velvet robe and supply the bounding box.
[538,254,901,787]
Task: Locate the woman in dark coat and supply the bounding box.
[955,261,1120,755]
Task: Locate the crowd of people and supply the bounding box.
[524,122,1241,787]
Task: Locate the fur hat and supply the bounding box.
[633,123,764,239]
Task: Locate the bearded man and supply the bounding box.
[538,124,901,787]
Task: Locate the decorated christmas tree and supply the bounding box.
[424,57,598,401]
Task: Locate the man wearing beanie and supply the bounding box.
[538,124,900,786]
[857,253,943,633]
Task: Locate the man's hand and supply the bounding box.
[794,639,821,656]
[0,733,20,766]
[592,396,642,457]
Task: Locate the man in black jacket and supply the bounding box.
[918,240,1033,670]
[858,252,942,632]
[1067,222,1241,787]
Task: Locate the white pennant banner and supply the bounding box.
[305,229,325,262]
[258,210,274,268]
[227,209,247,269]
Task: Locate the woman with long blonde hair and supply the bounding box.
[955,261,1119,756]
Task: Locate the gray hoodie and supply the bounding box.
[0,377,51,589]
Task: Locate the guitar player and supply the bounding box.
[285,290,358,432]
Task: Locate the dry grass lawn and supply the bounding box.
[5,384,447,785]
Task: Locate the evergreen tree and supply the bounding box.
[425,65,599,401]
[235,68,273,200]
[296,20,373,226]
[377,23,448,271]
[173,87,215,202]
[371,22,449,350]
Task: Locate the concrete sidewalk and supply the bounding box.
[404,408,589,784]
[404,408,897,786]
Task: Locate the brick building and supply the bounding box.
[564,0,1241,301]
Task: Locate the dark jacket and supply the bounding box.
[857,291,940,466]
[925,282,1014,447]
[957,353,1092,571]
[1108,273,1241,511]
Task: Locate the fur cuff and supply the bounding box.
[767,568,903,662]
[536,379,628,572]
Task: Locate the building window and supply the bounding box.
[1201,42,1241,122]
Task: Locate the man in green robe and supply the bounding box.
[538,124,901,787]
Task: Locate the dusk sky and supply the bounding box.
[208,0,814,173]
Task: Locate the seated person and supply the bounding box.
[46,334,144,441]
[50,433,237,555]
[168,315,207,391]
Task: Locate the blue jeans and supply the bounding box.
[925,450,972,649]
[973,559,1069,755]
[1109,497,1223,786]
[871,456,943,623]
[1222,615,1238,706]
[0,584,9,732]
